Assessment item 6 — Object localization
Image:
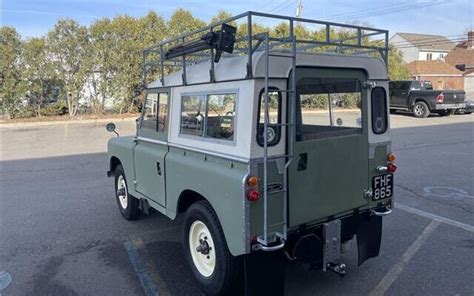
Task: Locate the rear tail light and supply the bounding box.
[387,163,397,173]
[247,190,260,202]
[247,176,258,187]
[387,153,396,162]
[436,93,444,103]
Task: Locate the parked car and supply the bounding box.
[455,99,473,114]
[106,12,395,295]
[389,80,465,118]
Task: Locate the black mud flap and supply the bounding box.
[357,215,382,266]
[243,251,287,296]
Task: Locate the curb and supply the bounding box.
[0,117,137,129]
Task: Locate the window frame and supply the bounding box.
[140,92,159,130]
[138,88,170,141]
[371,87,388,135]
[178,89,239,145]
[256,87,282,147]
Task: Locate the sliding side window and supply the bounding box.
[180,93,237,142]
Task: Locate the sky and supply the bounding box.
[1,0,473,40]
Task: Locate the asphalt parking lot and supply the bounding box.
[1,113,473,296]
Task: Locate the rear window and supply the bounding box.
[371,87,388,134]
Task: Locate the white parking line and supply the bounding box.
[369,220,440,296]
[396,203,474,233]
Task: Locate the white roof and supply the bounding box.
[148,51,388,88]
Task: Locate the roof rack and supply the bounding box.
[143,11,389,87]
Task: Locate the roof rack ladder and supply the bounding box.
[258,31,297,250]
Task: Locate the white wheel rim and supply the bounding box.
[117,175,128,209]
[189,220,216,277]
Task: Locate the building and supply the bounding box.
[445,31,474,98]
[407,60,463,90]
[390,33,456,63]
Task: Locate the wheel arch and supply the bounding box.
[412,98,433,110]
[177,189,206,214]
[109,156,122,174]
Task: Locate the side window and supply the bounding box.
[142,93,158,129]
[206,94,236,140]
[141,92,169,132]
[257,88,281,146]
[181,95,206,137]
[158,93,169,133]
[371,87,388,134]
[180,93,237,141]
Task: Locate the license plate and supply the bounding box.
[372,174,393,201]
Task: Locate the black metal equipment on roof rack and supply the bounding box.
[165,24,237,63]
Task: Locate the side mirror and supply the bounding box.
[106,122,119,137]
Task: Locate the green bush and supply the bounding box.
[39,101,68,116]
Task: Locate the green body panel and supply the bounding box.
[287,67,369,227]
[165,147,249,256]
[289,135,369,226]
[107,136,139,196]
[250,161,285,237]
[369,145,392,208]
[133,141,167,207]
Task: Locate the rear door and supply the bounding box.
[390,81,410,107]
[288,68,369,226]
[134,89,170,207]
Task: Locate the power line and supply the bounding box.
[390,34,466,46]
[393,38,467,49]
[326,0,448,22]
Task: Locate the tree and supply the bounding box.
[388,46,411,80]
[0,27,25,118]
[209,11,235,26]
[87,18,117,114]
[22,37,60,116]
[167,9,206,37]
[47,19,88,116]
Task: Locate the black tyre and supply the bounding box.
[412,101,430,118]
[183,201,242,295]
[114,164,140,220]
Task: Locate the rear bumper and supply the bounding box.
[435,103,466,110]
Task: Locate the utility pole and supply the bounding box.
[296,0,303,18]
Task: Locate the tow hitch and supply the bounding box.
[326,262,346,277]
[322,220,347,277]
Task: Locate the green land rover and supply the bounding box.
[106,12,397,295]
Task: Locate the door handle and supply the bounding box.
[156,162,162,176]
[297,153,308,171]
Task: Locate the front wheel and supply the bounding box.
[183,201,242,295]
[412,101,430,118]
[114,164,140,220]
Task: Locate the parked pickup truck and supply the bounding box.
[389,80,465,118]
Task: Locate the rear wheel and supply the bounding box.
[183,201,242,295]
[115,164,140,220]
[412,101,430,118]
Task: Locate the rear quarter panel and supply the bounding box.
[165,147,250,256]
